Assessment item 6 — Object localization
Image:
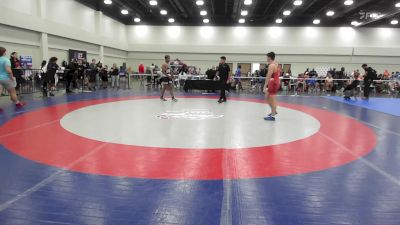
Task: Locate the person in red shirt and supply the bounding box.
[138,63,145,84]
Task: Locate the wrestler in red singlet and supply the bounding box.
[264,52,280,121]
[267,63,281,96]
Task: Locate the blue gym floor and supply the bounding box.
[325,96,400,117]
[0,90,399,225]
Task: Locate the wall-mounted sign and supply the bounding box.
[68,49,87,62]
[19,55,33,68]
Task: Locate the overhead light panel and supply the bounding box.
[283,10,291,16]
[196,0,204,6]
[134,18,141,23]
[104,0,112,5]
[326,10,335,16]
[149,0,157,6]
[276,18,283,24]
[344,0,354,6]
[168,18,175,23]
[203,18,209,24]
[351,21,361,26]
[121,9,129,15]
[396,2,400,7]
[241,10,248,16]
[294,0,303,6]
[239,18,245,23]
[313,19,320,24]
[244,0,252,6]
[200,10,207,16]
[391,19,399,25]
[160,10,167,15]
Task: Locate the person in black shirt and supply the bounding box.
[205,66,217,93]
[217,56,231,103]
[10,52,23,91]
[362,64,376,99]
[65,60,77,93]
[45,57,59,97]
[206,66,217,80]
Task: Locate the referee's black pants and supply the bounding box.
[219,79,227,101]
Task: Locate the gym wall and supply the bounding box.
[127,26,400,74]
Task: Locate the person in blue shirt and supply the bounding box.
[234,65,243,90]
[0,47,25,108]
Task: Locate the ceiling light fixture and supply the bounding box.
[283,10,291,16]
[134,18,141,23]
[241,10,248,16]
[203,18,209,23]
[200,10,207,16]
[276,18,283,24]
[344,0,354,6]
[351,21,361,26]
[326,10,335,16]
[196,0,204,6]
[391,19,399,25]
[121,9,128,15]
[244,0,252,6]
[239,18,246,23]
[160,10,167,15]
[149,0,157,6]
[104,0,112,5]
[313,19,320,24]
[168,18,175,23]
[294,0,303,6]
[396,2,400,7]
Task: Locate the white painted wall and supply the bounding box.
[0,0,39,16]
[0,0,128,51]
[46,0,96,33]
[126,26,400,74]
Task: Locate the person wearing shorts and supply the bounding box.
[160,55,177,102]
[264,52,280,121]
[0,47,25,109]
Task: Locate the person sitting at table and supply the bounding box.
[205,67,217,93]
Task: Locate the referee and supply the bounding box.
[217,56,231,103]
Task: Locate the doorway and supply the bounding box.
[237,63,251,76]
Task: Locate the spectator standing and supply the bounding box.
[45,57,59,97]
[0,47,25,108]
[119,66,127,89]
[65,59,77,93]
[362,64,377,99]
[88,59,97,91]
[234,65,243,90]
[138,63,145,84]
[100,65,109,89]
[325,72,334,94]
[110,64,119,89]
[10,52,23,91]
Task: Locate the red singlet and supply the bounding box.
[268,63,281,95]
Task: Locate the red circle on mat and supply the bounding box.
[0,96,376,180]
